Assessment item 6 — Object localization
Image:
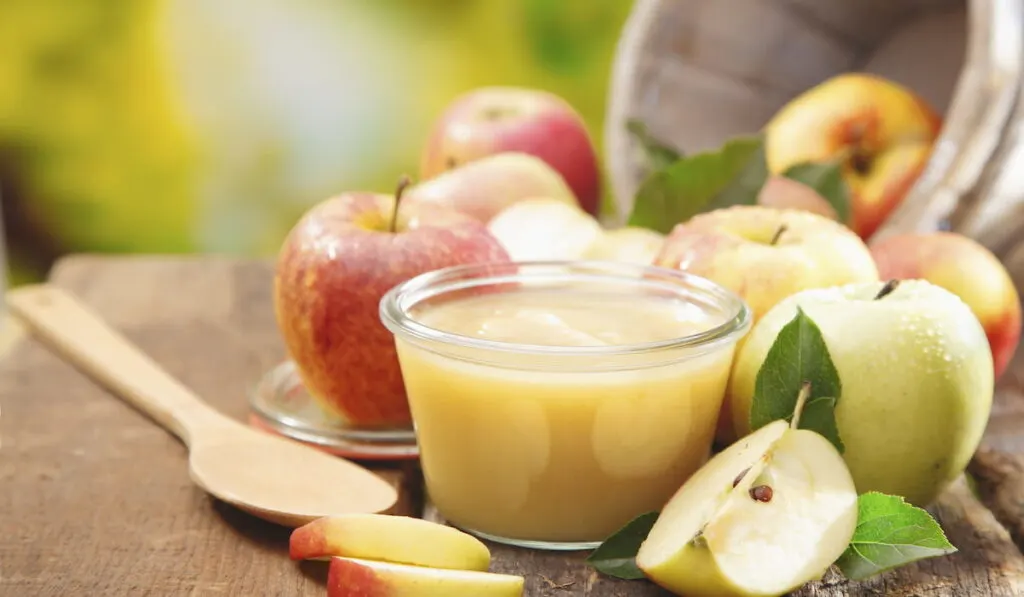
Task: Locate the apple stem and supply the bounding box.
[770,224,788,246]
[874,279,900,300]
[390,175,413,233]
[790,381,812,429]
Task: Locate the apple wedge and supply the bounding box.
[636,420,858,597]
[328,557,524,597]
[290,514,490,572]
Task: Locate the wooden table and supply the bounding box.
[4,255,1024,596]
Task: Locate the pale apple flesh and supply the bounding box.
[327,557,524,597]
[289,514,490,572]
[487,198,603,261]
[729,280,994,506]
[582,227,666,265]
[273,191,511,428]
[419,86,601,216]
[637,421,858,597]
[765,73,942,239]
[405,152,579,224]
[870,231,1022,380]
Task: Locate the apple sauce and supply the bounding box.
[380,262,751,548]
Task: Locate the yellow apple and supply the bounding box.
[486,197,603,261]
[328,557,524,597]
[870,231,1022,380]
[289,514,490,571]
[636,420,858,597]
[764,73,942,239]
[729,280,994,506]
[653,205,879,324]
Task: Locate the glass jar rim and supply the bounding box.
[379,260,752,359]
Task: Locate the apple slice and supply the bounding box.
[636,420,858,597]
[328,557,524,597]
[290,514,490,572]
[487,198,603,261]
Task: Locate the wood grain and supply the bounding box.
[0,256,372,596]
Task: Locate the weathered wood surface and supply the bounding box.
[3,255,1024,596]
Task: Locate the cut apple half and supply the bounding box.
[290,514,490,572]
[328,557,524,597]
[636,420,858,597]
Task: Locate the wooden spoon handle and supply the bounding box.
[7,284,225,445]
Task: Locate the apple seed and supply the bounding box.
[732,467,751,488]
[749,485,774,503]
[874,279,901,300]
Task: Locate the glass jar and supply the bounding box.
[379,261,751,550]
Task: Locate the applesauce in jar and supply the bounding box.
[380,262,751,549]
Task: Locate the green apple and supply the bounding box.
[637,420,858,597]
[729,280,994,506]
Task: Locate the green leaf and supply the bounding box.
[749,308,844,451]
[627,135,765,234]
[586,511,659,580]
[836,492,957,581]
[705,140,769,211]
[799,396,843,453]
[625,119,683,173]
[782,161,852,224]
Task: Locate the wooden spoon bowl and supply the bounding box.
[6,284,398,527]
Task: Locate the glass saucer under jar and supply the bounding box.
[248,360,419,461]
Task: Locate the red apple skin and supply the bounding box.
[870,232,1022,380]
[420,87,602,216]
[274,193,510,428]
[765,73,943,239]
[756,175,838,221]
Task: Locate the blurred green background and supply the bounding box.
[0,0,635,286]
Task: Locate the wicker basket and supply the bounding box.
[605,0,1024,279]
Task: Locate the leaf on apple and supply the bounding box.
[835,492,957,581]
[625,118,683,173]
[749,308,844,452]
[782,161,852,225]
[627,135,766,234]
[585,511,659,580]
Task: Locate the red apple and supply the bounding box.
[404,153,579,224]
[765,73,942,239]
[273,179,511,428]
[420,87,602,216]
[870,231,1022,379]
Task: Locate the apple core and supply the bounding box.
[380,261,752,549]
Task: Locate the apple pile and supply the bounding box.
[271,74,1021,596]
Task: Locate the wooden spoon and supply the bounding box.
[6,284,399,527]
